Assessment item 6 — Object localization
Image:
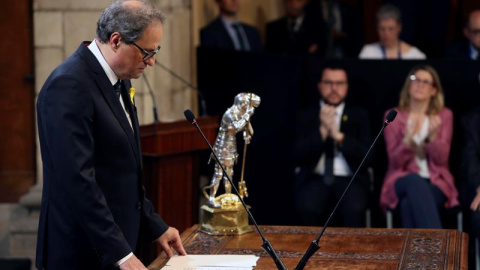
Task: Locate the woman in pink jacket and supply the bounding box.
[381,65,459,228]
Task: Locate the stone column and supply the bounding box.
[5,6,66,266]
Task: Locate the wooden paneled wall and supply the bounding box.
[0,0,35,202]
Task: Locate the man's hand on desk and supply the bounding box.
[156,227,187,257]
[119,255,148,270]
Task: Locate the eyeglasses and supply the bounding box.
[410,75,433,86]
[320,80,347,87]
[130,42,161,61]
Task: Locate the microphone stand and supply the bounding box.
[141,73,159,123]
[156,61,208,116]
[185,110,287,270]
[294,111,396,270]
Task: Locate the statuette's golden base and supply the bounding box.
[200,194,253,235]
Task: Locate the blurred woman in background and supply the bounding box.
[359,4,426,59]
[381,65,458,228]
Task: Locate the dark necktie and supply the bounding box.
[288,19,296,33]
[323,136,335,186]
[114,80,134,125]
[113,80,122,97]
[232,23,247,51]
[118,82,135,131]
[288,19,297,41]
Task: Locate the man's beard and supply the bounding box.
[222,9,237,17]
[324,97,344,107]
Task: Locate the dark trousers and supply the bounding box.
[394,173,446,228]
[465,191,480,269]
[298,174,367,227]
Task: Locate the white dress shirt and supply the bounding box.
[410,117,430,178]
[88,39,133,130]
[358,42,426,59]
[314,101,352,177]
[288,14,305,33]
[221,16,251,51]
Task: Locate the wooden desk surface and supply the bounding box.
[148,225,468,270]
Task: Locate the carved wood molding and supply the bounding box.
[183,227,454,268]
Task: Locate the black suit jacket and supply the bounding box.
[36,43,168,269]
[293,104,371,210]
[444,40,473,59]
[312,0,363,57]
[460,108,480,203]
[200,17,262,52]
[265,14,327,56]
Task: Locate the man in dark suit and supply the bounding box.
[200,0,262,52]
[460,107,480,267]
[293,63,371,227]
[36,1,186,269]
[445,10,480,59]
[305,0,363,58]
[266,0,327,56]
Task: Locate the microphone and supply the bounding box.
[184,109,287,270]
[157,61,208,116]
[294,109,397,270]
[141,73,159,123]
[184,109,196,123]
[385,109,397,124]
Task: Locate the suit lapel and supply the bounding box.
[281,18,291,43]
[77,43,141,167]
[214,17,236,50]
[122,81,143,168]
[340,105,349,132]
[96,78,141,163]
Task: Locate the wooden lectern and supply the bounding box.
[149,225,468,270]
[140,116,218,232]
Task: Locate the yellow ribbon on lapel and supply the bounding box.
[129,87,135,104]
[342,114,348,122]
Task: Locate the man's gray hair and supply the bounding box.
[377,4,401,24]
[96,0,166,44]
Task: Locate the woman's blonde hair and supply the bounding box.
[398,65,444,114]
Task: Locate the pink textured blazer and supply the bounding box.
[380,107,459,212]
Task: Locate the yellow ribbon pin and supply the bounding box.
[342,115,348,122]
[129,87,135,104]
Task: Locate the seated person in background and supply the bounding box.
[460,107,480,265]
[359,4,426,59]
[445,10,480,60]
[305,0,363,58]
[381,65,459,228]
[293,63,371,227]
[200,0,262,52]
[266,0,327,56]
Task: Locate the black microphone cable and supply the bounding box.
[141,73,159,123]
[155,61,208,116]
